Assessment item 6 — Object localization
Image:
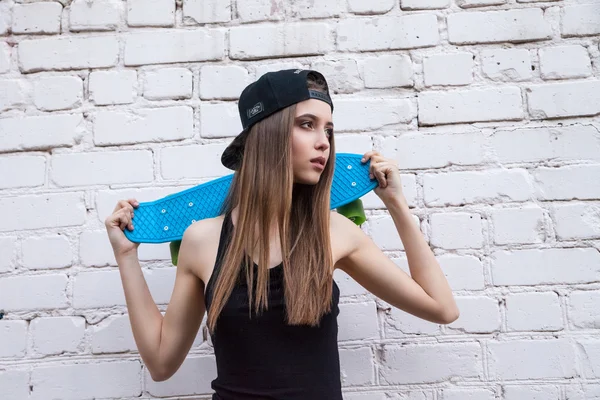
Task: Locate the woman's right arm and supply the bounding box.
[106,199,207,381]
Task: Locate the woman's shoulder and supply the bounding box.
[183,214,225,240]
[178,215,227,277]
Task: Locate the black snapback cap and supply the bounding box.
[221,69,334,171]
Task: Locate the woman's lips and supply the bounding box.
[311,161,325,170]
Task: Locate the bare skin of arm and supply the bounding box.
[107,199,211,381]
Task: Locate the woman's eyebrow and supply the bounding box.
[296,113,334,127]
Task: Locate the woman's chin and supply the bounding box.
[293,171,322,185]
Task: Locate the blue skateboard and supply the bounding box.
[122,153,377,264]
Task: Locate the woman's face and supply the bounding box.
[291,99,333,185]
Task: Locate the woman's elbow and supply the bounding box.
[439,307,460,325]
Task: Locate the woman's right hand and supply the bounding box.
[105,198,141,258]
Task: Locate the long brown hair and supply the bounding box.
[207,74,336,334]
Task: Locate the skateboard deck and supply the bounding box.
[123,153,376,245]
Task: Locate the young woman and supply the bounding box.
[105,69,459,399]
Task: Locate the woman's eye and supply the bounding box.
[301,121,313,129]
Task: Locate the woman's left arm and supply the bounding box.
[335,151,459,324]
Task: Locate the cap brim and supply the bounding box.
[221,127,250,170]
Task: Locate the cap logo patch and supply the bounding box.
[247,102,264,118]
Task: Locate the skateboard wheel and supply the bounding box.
[337,199,366,226]
[170,240,182,266]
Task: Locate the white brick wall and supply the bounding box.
[0,0,598,398]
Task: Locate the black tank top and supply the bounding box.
[204,211,342,400]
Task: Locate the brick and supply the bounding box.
[0,114,83,152]
[528,80,600,119]
[441,388,495,400]
[0,42,11,73]
[236,0,284,23]
[487,339,576,379]
[348,0,394,14]
[491,206,545,245]
[183,0,231,24]
[290,0,344,19]
[124,30,224,66]
[448,297,501,333]
[490,125,600,164]
[255,61,305,77]
[380,343,482,384]
[0,79,30,112]
[79,230,117,267]
[430,212,483,250]
[12,2,62,34]
[481,49,532,81]
[368,214,420,251]
[564,384,600,400]
[339,348,375,386]
[138,242,172,262]
[385,132,485,170]
[0,370,29,400]
[73,268,175,308]
[89,70,137,105]
[338,302,379,341]
[31,317,85,356]
[0,320,27,358]
[31,361,141,400]
[0,274,68,311]
[334,99,414,131]
[127,0,174,27]
[338,15,439,52]
[401,0,450,10]
[0,193,85,232]
[534,165,600,201]
[33,75,83,111]
[230,23,333,60]
[0,2,10,35]
[22,235,72,270]
[363,55,413,88]
[506,292,563,331]
[424,169,532,207]
[539,45,592,79]
[200,102,242,139]
[310,59,363,94]
[145,356,216,396]
[492,248,600,286]
[19,36,119,73]
[438,254,485,291]
[561,4,600,37]
[95,106,193,146]
[334,268,369,297]
[200,65,250,100]
[569,291,600,329]
[91,314,136,353]
[344,393,388,400]
[577,340,600,378]
[50,150,154,186]
[418,87,523,125]
[423,53,473,86]
[0,155,45,189]
[386,306,441,336]
[551,202,600,241]
[0,237,16,273]
[448,9,551,44]
[69,0,122,31]
[504,386,561,400]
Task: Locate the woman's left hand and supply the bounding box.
[361,151,405,204]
